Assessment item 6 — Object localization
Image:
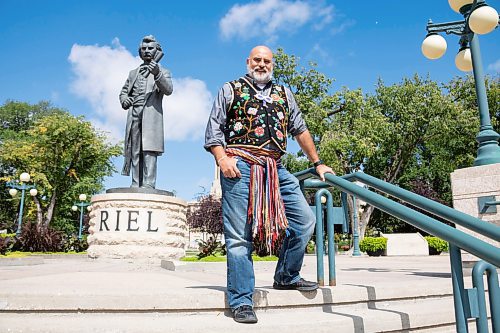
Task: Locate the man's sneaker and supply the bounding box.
[273,278,319,291]
[233,305,258,324]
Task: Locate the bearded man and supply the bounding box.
[120,35,173,189]
[204,45,334,324]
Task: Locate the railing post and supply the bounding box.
[314,189,337,286]
[324,191,336,286]
[472,260,500,333]
[314,192,325,286]
[450,244,470,333]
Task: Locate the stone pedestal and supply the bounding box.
[450,163,500,262]
[87,191,188,261]
[383,233,428,256]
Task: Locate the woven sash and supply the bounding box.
[225,146,288,252]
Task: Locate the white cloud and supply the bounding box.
[68,38,212,143]
[487,59,500,73]
[330,19,355,36]
[219,0,335,41]
[164,77,212,141]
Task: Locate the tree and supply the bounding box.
[0,105,121,229]
[0,101,64,230]
[272,49,495,239]
[186,195,223,257]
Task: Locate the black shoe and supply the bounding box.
[233,305,258,324]
[273,278,319,291]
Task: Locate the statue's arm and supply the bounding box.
[154,68,173,96]
[119,75,133,109]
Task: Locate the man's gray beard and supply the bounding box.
[247,65,273,84]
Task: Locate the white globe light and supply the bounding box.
[71,205,78,212]
[421,34,447,59]
[79,194,87,201]
[29,188,38,196]
[87,205,92,212]
[19,172,30,182]
[455,48,473,71]
[9,188,18,197]
[320,196,327,204]
[449,0,473,13]
[469,6,499,34]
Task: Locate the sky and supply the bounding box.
[0,0,498,201]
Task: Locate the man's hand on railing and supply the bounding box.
[315,164,335,182]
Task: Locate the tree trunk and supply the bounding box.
[32,196,43,225]
[359,205,375,240]
[44,190,57,226]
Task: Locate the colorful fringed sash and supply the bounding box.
[225,146,288,252]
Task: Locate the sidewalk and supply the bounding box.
[0,254,460,332]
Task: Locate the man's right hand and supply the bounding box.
[219,156,241,178]
[122,97,134,109]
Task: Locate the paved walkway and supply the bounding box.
[0,253,463,332]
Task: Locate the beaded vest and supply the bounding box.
[225,77,289,153]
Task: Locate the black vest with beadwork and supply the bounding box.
[225,77,289,153]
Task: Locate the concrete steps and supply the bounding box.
[0,280,461,332]
[0,296,459,333]
[0,255,486,332]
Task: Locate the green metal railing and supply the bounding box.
[295,168,500,333]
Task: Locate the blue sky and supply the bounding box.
[0,0,498,201]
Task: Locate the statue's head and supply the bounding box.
[138,35,162,62]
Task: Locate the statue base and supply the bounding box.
[106,187,173,196]
[87,189,187,262]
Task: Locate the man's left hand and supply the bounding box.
[316,164,335,182]
[148,60,160,76]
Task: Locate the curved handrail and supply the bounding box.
[342,172,500,242]
[295,168,500,267]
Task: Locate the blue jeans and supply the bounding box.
[221,159,316,310]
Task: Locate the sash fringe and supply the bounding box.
[226,147,288,252]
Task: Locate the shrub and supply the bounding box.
[359,237,387,253]
[196,236,223,259]
[0,233,16,255]
[306,240,315,254]
[0,235,14,255]
[424,236,449,253]
[16,222,64,252]
[62,235,89,253]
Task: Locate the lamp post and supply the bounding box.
[6,172,37,235]
[72,194,91,240]
[421,0,500,166]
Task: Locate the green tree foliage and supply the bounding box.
[0,101,122,230]
[273,49,498,238]
[445,75,499,134]
[0,101,64,230]
[273,47,337,147]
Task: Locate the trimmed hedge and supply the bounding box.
[424,236,449,253]
[359,237,387,253]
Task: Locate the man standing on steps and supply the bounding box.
[204,45,334,324]
[120,35,173,189]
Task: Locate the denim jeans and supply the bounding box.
[221,159,316,310]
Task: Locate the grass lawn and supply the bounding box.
[0,251,87,258]
[181,254,278,262]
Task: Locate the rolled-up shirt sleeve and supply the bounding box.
[204,83,232,151]
[285,87,308,137]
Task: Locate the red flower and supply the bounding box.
[255,127,265,137]
[276,130,284,140]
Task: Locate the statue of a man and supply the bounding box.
[119,35,173,189]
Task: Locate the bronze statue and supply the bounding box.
[120,35,173,189]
